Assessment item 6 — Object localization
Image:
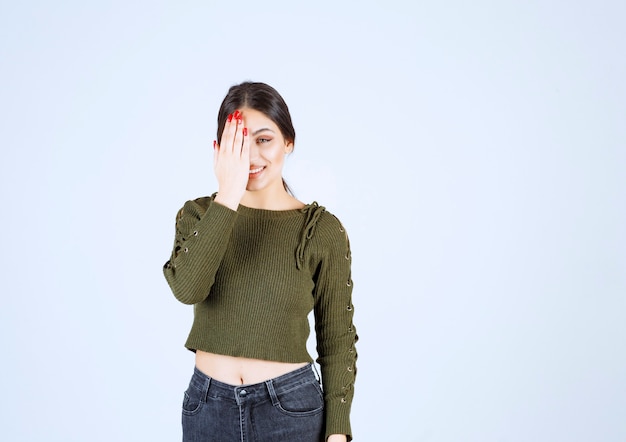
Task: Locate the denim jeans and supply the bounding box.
[182,364,324,442]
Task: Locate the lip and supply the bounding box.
[249,166,265,178]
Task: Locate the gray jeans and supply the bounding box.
[182,364,324,442]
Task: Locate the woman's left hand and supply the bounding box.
[327,435,347,442]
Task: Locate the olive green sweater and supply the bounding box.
[163,195,357,439]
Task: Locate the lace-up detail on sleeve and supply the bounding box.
[309,210,358,440]
[162,196,239,305]
[295,202,326,270]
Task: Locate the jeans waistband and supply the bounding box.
[190,363,317,405]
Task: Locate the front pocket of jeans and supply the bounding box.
[274,381,324,417]
[182,386,204,415]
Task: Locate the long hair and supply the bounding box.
[216,82,295,195]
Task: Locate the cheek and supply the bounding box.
[268,146,286,163]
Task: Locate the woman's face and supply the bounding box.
[241,107,292,193]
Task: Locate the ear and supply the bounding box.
[285,141,294,154]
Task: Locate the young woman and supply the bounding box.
[163,82,357,442]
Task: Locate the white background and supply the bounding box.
[1,1,625,441]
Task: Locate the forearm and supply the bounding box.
[164,199,238,304]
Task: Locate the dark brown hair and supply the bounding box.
[216,82,295,194]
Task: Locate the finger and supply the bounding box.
[232,110,244,155]
[221,112,237,152]
[213,139,218,167]
[241,127,250,161]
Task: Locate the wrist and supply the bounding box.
[213,191,243,211]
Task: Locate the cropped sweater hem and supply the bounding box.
[184,340,314,364]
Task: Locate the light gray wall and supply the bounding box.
[1,1,624,440]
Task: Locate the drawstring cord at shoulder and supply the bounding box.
[295,202,326,270]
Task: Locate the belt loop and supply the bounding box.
[202,376,211,403]
[265,379,279,406]
[312,363,322,385]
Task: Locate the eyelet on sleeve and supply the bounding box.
[341,398,347,403]
[193,230,198,236]
[347,366,353,372]
[346,280,352,287]
[347,305,353,311]
[184,247,189,253]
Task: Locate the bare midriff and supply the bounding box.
[195,350,309,385]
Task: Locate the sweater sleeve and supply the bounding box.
[163,197,238,305]
[313,214,358,441]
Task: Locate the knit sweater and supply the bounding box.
[163,195,357,440]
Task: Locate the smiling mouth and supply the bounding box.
[249,166,265,176]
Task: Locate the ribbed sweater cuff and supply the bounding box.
[202,199,238,222]
[325,401,352,441]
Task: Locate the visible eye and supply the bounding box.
[257,137,272,144]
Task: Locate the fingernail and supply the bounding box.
[243,127,248,136]
[227,113,233,122]
[213,140,217,149]
[233,110,241,119]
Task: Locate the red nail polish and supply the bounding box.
[213,140,217,148]
[233,110,241,119]
[227,113,233,122]
[243,127,248,136]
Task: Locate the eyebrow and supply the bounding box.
[251,128,275,136]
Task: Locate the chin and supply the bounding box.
[245,183,264,192]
